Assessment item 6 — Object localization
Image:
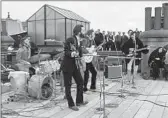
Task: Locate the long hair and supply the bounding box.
[73,25,83,35]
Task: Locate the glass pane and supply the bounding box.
[28,21,36,43]
[36,20,44,45]
[46,20,55,39]
[56,19,65,41]
[85,23,89,31]
[66,19,72,38]
[56,12,64,19]
[77,21,82,25]
[71,20,76,35]
[46,6,55,20]
[28,14,36,21]
[71,20,76,30]
[81,22,85,29]
[36,7,44,20]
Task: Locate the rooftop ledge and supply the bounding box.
[140,29,168,38]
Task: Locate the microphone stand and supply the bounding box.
[132,37,136,89]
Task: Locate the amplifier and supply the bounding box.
[106,65,122,79]
[106,56,123,66]
[97,51,123,56]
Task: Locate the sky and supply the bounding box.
[2,1,167,32]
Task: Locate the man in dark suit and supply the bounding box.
[148,47,167,79]
[104,31,110,50]
[115,32,122,51]
[108,31,116,51]
[120,32,129,49]
[61,25,88,111]
[94,29,104,47]
[102,31,106,50]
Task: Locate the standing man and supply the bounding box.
[115,31,122,50]
[82,29,97,92]
[94,29,104,47]
[120,32,129,49]
[135,28,140,39]
[104,31,110,51]
[110,31,116,51]
[106,31,114,51]
[61,25,88,111]
[121,31,148,82]
[102,31,106,50]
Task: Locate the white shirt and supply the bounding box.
[76,35,80,46]
[113,35,116,42]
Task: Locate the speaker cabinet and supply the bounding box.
[107,65,122,79]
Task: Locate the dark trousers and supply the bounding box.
[63,66,84,107]
[84,62,97,88]
[106,41,115,51]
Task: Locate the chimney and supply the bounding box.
[145,7,152,31]
[163,3,168,29]
[154,7,161,30]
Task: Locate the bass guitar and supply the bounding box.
[127,45,156,57]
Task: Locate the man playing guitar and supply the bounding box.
[81,29,98,92]
[61,25,88,111]
[121,31,149,83]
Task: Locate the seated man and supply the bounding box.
[164,50,168,80]
[15,39,31,72]
[148,47,167,79]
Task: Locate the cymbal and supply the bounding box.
[29,54,51,63]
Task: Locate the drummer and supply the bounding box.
[16,38,31,63]
[15,38,31,72]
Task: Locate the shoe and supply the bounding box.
[76,101,88,106]
[69,106,79,111]
[83,88,88,92]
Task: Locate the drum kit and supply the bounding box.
[9,52,61,100]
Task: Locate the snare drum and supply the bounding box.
[39,60,60,74]
[9,71,30,95]
[28,75,53,99]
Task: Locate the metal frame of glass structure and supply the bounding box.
[27,4,90,46]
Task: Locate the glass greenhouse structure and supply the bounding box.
[27,4,90,46]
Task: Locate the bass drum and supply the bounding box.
[28,75,53,100]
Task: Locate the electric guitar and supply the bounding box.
[83,41,105,63]
[127,45,156,57]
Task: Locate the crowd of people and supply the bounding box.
[91,28,143,51]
